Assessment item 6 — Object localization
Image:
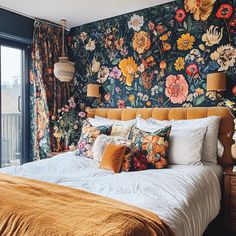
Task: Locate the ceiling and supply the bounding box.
[0,0,173,28]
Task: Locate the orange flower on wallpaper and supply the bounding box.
[165,74,189,104]
[119,57,138,86]
[132,31,151,54]
[184,0,216,21]
[177,33,195,51]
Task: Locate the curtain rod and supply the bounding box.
[0,5,69,30]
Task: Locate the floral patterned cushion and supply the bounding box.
[76,121,112,158]
[130,126,171,171]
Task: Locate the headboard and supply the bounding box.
[87,107,234,167]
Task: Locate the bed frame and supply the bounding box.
[87,107,234,167]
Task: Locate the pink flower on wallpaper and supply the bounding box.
[165,74,188,104]
[117,99,125,108]
[148,21,155,30]
[115,87,121,93]
[78,111,86,118]
[68,97,76,108]
[109,66,122,79]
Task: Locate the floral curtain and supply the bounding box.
[30,20,71,161]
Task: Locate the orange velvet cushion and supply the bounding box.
[100,144,127,173]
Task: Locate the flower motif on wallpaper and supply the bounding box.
[85,38,96,51]
[91,58,101,73]
[185,49,204,64]
[184,0,216,21]
[132,31,151,54]
[210,44,236,71]
[177,33,195,51]
[202,26,223,46]
[186,63,199,78]
[119,57,138,86]
[109,66,122,79]
[216,3,233,19]
[174,57,185,71]
[80,32,88,42]
[175,9,186,23]
[97,66,109,83]
[128,14,144,31]
[165,74,189,104]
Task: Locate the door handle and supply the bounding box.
[18,96,21,112]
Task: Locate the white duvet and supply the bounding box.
[0,152,222,236]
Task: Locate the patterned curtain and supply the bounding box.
[30,20,71,161]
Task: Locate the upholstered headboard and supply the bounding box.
[87,107,234,167]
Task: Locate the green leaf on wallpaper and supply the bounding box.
[190,85,195,91]
[186,16,192,31]
[195,95,205,106]
[145,50,152,57]
[183,21,188,30]
[125,86,133,91]
[111,58,121,65]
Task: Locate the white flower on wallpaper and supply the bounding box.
[97,66,109,83]
[85,38,96,51]
[91,58,101,73]
[211,44,236,71]
[202,25,223,46]
[128,14,144,31]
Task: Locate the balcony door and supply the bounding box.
[0,40,30,167]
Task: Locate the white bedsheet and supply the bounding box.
[0,152,222,236]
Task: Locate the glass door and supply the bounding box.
[0,41,30,167]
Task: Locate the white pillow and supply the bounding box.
[88,116,136,127]
[136,117,207,165]
[217,139,224,158]
[146,116,221,164]
[168,128,207,165]
[92,134,131,164]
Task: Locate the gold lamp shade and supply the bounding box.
[87,84,100,97]
[207,72,226,92]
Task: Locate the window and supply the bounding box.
[0,39,30,167]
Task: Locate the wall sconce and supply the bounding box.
[87,83,101,105]
[207,72,226,92]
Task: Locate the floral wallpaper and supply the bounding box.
[68,0,236,110]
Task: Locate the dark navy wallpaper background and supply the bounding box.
[68,0,236,110]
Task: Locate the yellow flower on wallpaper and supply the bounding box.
[184,0,216,21]
[119,57,138,86]
[132,31,151,54]
[174,57,185,71]
[128,94,135,102]
[177,33,195,51]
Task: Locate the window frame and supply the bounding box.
[0,38,31,166]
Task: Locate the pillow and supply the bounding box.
[217,139,224,158]
[76,121,112,158]
[168,128,207,165]
[92,134,114,163]
[110,125,132,139]
[92,134,132,170]
[100,144,127,173]
[88,116,136,127]
[137,117,207,165]
[130,126,171,171]
[146,116,221,164]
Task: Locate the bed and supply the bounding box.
[0,107,234,236]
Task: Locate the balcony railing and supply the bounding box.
[1,113,21,167]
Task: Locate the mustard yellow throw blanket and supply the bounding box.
[0,174,174,236]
